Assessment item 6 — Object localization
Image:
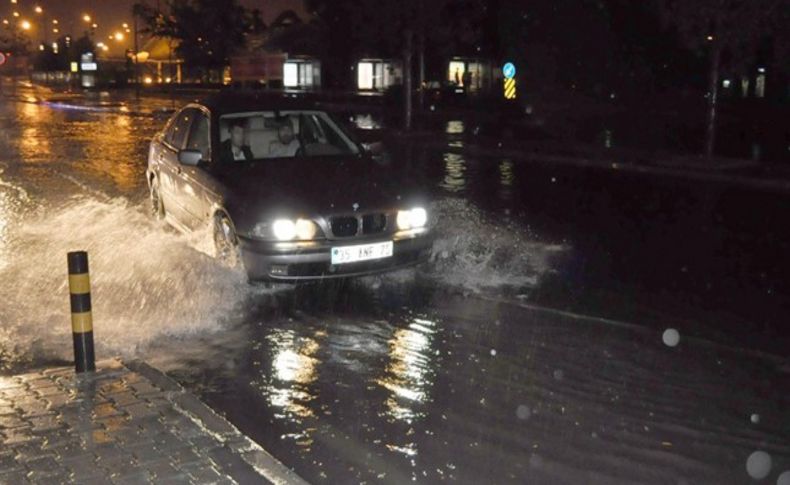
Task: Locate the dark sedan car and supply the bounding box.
[146,93,433,281]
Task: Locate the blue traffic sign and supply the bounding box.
[502,62,516,79]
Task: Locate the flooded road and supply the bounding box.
[1,92,789,483]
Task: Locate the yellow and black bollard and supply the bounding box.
[67,251,95,373]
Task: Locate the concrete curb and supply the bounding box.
[123,360,308,485]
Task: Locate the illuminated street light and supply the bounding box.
[122,22,128,29]
[91,23,97,29]
[52,28,58,33]
[706,35,714,41]
[2,19,8,26]
[34,6,42,14]
[114,32,124,41]
[83,14,91,23]
[52,19,58,24]
[13,11,19,17]
[20,19,30,30]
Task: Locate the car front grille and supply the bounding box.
[330,216,359,237]
[363,213,387,234]
[330,213,388,238]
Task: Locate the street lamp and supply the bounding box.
[114,32,124,41]
[34,6,42,14]
[83,14,91,23]
[20,19,30,30]
[12,11,19,17]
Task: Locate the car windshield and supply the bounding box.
[218,110,360,162]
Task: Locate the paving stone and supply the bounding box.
[2,427,38,446]
[28,414,67,433]
[0,470,29,485]
[122,442,164,464]
[0,452,21,471]
[22,453,60,472]
[144,459,184,481]
[26,466,71,483]
[0,414,28,429]
[106,391,142,408]
[179,462,230,484]
[110,471,152,485]
[123,402,161,421]
[167,446,205,467]
[128,380,162,397]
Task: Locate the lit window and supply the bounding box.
[358,62,373,90]
[283,62,298,87]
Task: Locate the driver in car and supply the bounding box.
[269,121,300,158]
[220,118,254,163]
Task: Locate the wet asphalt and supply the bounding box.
[1,85,789,483]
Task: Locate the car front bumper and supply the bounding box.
[237,229,434,282]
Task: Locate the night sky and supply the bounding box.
[1,0,307,55]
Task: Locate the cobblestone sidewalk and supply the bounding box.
[0,359,306,485]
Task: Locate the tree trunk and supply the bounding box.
[403,29,413,131]
[417,0,425,112]
[704,16,723,160]
[418,32,425,111]
[704,42,721,159]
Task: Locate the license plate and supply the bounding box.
[331,241,393,265]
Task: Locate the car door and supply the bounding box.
[178,108,219,229]
[158,107,197,229]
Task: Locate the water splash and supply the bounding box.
[425,198,565,294]
[0,196,252,371]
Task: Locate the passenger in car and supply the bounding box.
[268,121,300,158]
[219,118,254,163]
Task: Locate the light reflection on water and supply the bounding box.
[257,328,322,423]
[440,153,466,192]
[377,318,436,423]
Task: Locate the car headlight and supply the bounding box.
[272,219,297,240]
[269,218,319,241]
[397,207,428,230]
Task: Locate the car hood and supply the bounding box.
[210,156,425,229]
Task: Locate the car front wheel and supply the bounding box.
[213,214,242,269]
[149,178,165,220]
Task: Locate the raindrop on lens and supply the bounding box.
[516,405,530,420]
[777,470,790,485]
[553,369,564,380]
[746,450,772,480]
[662,328,680,347]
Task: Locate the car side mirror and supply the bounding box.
[178,149,202,166]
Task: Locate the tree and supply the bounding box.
[134,0,259,80]
[657,0,788,158]
[0,24,30,56]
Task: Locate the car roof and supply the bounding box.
[197,91,323,115]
